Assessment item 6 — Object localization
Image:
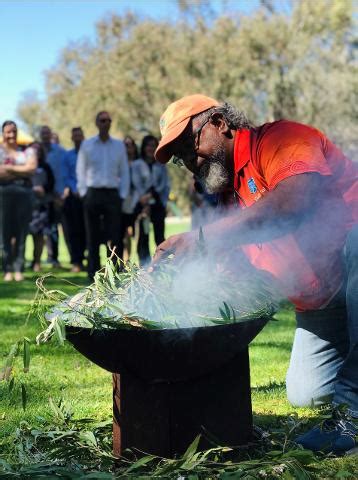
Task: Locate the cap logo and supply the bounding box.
[159,117,166,135]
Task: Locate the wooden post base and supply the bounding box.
[113,347,252,457]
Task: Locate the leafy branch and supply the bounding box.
[0,337,31,411]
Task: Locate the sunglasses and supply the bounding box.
[172,116,211,167]
[99,118,112,124]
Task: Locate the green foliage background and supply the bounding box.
[17,0,358,211]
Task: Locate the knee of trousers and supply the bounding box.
[345,225,358,262]
[286,370,334,408]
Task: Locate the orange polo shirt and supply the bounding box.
[232,120,358,311]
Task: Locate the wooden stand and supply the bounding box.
[113,347,252,457]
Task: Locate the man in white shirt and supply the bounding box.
[76,111,129,279]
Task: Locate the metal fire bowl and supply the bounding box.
[66,317,269,383]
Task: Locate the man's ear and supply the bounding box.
[210,113,232,137]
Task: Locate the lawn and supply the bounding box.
[0,219,357,478]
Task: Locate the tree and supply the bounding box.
[16,91,47,138]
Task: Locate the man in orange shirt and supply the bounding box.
[153,95,358,454]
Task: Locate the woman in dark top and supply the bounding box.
[28,142,55,272]
[0,121,37,281]
[121,135,139,261]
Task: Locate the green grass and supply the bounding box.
[0,219,357,477]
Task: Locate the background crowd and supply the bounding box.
[0,111,176,281]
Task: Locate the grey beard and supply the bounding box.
[198,145,229,194]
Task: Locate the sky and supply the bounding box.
[0,0,257,127]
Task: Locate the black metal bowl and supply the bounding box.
[66,317,270,383]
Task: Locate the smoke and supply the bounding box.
[118,231,280,329]
[51,223,280,332]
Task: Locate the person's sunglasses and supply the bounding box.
[99,118,112,123]
[172,116,211,167]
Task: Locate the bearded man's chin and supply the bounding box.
[203,182,223,194]
[201,163,229,194]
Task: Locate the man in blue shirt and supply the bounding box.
[62,127,86,273]
[40,125,67,267]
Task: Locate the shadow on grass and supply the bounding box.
[253,411,295,430]
[252,340,292,352]
[0,281,38,299]
[0,275,90,300]
[26,274,90,286]
[252,380,286,394]
[252,411,317,438]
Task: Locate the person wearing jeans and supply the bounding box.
[151,94,358,454]
[288,225,358,453]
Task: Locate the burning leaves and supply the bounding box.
[35,230,278,344]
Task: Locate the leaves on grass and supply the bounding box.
[0,402,323,479]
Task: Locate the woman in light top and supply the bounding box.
[135,135,170,266]
[0,121,37,281]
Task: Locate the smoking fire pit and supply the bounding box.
[66,317,269,457]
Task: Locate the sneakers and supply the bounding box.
[296,409,357,455]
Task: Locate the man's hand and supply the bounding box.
[3,164,13,172]
[138,204,151,219]
[151,231,195,269]
[140,193,152,206]
[54,195,64,208]
[0,165,15,181]
[63,187,70,199]
[33,185,45,196]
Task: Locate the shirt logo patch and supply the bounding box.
[248,177,257,194]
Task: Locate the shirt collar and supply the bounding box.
[233,129,251,191]
[95,134,112,143]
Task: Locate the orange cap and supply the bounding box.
[155,94,219,163]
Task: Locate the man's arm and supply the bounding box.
[209,172,324,247]
[118,143,130,199]
[0,165,15,180]
[155,164,171,205]
[4,148,37,177]
[152,173,324,264]
[62,151,70,195]
[76,145,87,197]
